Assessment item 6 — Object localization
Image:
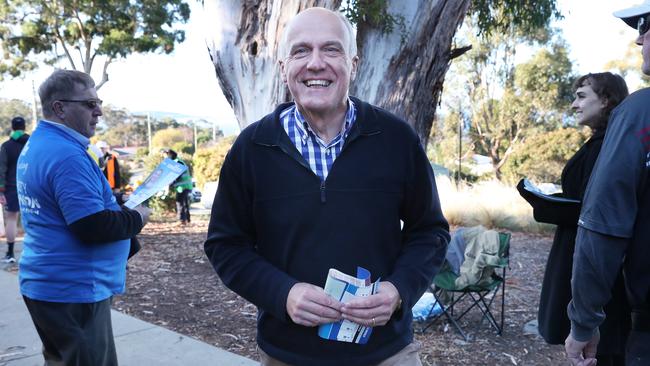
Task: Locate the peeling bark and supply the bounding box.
[207,0,470,147]
[207,0,340,128]
[351,0,470,147]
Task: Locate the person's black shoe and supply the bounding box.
[3,254,16,263]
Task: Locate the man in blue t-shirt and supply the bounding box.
[17,69,151,366]
[565,3,650,366]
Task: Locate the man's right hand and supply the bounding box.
[0,193,5,205]
[133,205,151,225]
[286,282,343,327]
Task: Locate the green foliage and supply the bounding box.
[151,127,191,152]
[192,136,236,189]
[118,161,133,191]
[95,105,148,147]
[514,42,575,117]
[605,41,650,89]
[0,98,32,135]
[0,0,190,84]
[172,141,193,155]
[502,127,588,184]
[341,0,405,35]
[470,0,562,38]
[442,24,574,181]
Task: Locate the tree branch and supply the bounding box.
[71,6,92,73]
[46,1,77,70]
[95,57,113,90]
[449,45,472,60]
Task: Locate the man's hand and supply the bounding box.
[286,282,343,327]
[133,205,151,225]
[565,331,599,366]
[0,193,6,205]
[340,281,401,327]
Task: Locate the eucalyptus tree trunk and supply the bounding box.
[206,0,470,147]
[352,0,471,147]
[206,0,341,127]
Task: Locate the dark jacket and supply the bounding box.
[204,97,450,366]
[535,130,630,355]
[0,132,29,190]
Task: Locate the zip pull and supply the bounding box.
[320,181,326,203]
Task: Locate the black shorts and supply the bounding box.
[3,186,19,212]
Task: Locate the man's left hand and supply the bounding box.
[340,281,401,327]
[565,331,599,366]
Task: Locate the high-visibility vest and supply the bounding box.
[104,153,119,189]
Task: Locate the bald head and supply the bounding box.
[279,7,356,60]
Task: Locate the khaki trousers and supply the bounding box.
[259,341,423,366]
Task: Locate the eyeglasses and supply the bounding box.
[638,15,650,36]
[57,99,103,109]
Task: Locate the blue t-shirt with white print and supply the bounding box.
[17,120,130,303]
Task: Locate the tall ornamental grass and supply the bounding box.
[436,176,554,234]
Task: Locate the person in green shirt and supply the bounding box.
[165,149,193,225]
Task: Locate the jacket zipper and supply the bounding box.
[320,181,326,203]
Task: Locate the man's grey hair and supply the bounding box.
[39,69,96,118]
[279,9,357,60]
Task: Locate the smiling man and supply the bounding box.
[205,7,449,366]
[564,2,650,366]
[17,69,151,366]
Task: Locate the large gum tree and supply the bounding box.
[0,0,190,89]
[206,0,560,147]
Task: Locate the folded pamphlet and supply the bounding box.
[124,158,187,209]
[318,267,379,344]
[518,178,579,204]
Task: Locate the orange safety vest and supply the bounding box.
[104,153,119,189]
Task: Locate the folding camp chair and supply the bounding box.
[421,232,511,341]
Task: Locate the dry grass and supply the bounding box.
[436,177,554,234]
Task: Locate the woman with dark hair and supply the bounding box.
[530,72,630,365]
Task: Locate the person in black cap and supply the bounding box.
[565,2,650,365]
[0,116,29,263]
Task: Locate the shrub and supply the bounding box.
[502,127,588,184]
[192,135,236,189]
[151,127,192,152]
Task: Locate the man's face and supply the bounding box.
[54,84,102,138]
[636,15,650,75]
[279,9,358,117]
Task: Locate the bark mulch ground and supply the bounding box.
[113,218,569,365]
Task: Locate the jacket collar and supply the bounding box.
[251,96,382,146]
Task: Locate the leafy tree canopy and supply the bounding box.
[0,98,32,136]
[502,127,588,184]
[0,0,190,88]
[470,0,562,37]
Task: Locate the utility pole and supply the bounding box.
[193,120,198,153]
[147,113,152,154]
[31,80,38,131]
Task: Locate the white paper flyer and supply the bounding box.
[123,158,187,209]
[318,267,379,344]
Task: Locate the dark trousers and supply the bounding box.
[626,331,650,366]
[23,296,117,366]
[176,189,191,223]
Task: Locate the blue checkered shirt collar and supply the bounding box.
[280,99,357,181]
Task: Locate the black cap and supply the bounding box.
[11,116,26,131]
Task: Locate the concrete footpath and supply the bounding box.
[0,242,258,366]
